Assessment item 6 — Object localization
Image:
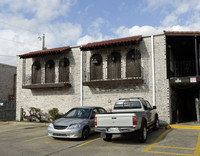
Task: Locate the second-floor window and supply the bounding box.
[45,60,55,83]
[126,49,141,77]
[32,61,41,84]
[90,54,103,80]
[59,58,70,82]
[108,52,121,79]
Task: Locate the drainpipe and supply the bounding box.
[151,35,156,107]
[80,49,83,107]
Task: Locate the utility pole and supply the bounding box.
[42,34,45,50]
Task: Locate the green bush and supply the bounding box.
[48,108,63,121]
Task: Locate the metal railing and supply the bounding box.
[22,73,71,86]
[83,67,143,82]
[173,60,196,77]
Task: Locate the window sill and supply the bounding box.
[83,78,143,86]
[22,82,71,89]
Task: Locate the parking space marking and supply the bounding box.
[0,122,8,124]
[144,150,193,156]
[76,137,100,147]
[143,129,171,152]
[24,135,48,142]
[154,145,195,150]
[194,132,200,156]
[143,128,200,156]
[142,129,196,156]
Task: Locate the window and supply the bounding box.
[90,54,103,80]
[45,60,55,83]
[126,49,141,77]
[141,101,148,110]
[32,61,41,84]
[98,108,107,114]
[59,58,69,82]
[114,101,142,109]
[107,52,121,79]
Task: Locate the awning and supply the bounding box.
[80,35,142,51]
[19,46,71,58]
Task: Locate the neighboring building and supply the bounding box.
[16,31,200,124]
[0,63,16,120]
[0,63,16,100]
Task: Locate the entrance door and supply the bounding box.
[171,85,198,123]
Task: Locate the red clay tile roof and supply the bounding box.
[19,46,71,58]
[80,36,142,51]
[164,31,200,35]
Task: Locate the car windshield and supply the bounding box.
[63,108,92,119]
[114,101,142,109]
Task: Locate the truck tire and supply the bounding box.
[138,123,147,143]
[103,134,112,141]
[153,116,159,130]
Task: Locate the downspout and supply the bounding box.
[151,35,156,107]
[80,48,83,107]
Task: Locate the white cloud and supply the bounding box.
[0,0,81,66]
[113,25,194,38]
[161,14,178,26]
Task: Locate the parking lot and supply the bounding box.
[0,122,200,156]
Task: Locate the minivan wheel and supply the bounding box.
[103,134,112,141]
[82,128,89,140]
[139,124,147,143]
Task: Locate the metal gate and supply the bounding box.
[0,100,16,121]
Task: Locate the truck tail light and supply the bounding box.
[133,116,137,125]
[95,117,97,126]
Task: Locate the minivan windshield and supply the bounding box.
[114,101,142,109]
[63,108,92,119]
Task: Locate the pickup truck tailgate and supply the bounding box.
[96,113,135,127]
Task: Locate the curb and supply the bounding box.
[5,121,49,126]
[165,125,200,130]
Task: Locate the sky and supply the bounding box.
[1,0,200,66]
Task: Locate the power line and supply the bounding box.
[0,55,16,57]
[0,37,41,47]
[0,21,42,35]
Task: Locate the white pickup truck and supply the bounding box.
[95,98,159,142]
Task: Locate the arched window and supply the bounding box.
[45,60,55,83]
[126,49,141,77]
[107,52,121,79]
[32,61,41,84]
[90,54,103,80]
[59,58,70,82]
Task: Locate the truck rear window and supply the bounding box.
[114,101,142,109]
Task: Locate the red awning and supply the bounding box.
[19,46,71,58]
[80,36,142,51]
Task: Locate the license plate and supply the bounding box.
[108,128,119,133]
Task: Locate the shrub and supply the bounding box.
[48,108,63,121]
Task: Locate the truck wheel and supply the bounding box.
[153,117,159,130]
[103,134,112,141]
[139,124,147,143]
